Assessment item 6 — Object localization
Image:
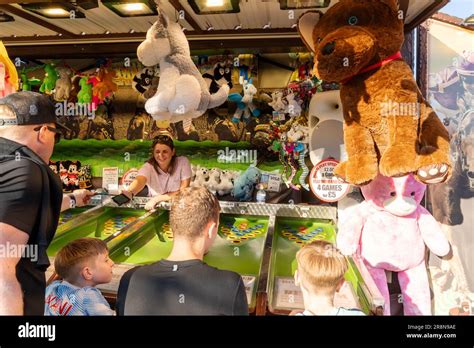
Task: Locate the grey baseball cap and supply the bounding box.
[0,91,69,130]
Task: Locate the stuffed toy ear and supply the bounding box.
[297,11,323,53]
[378,0,399,11]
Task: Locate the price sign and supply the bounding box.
[309,159,350,202]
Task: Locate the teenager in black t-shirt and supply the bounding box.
[117,187,249,315]
[0,92,94,315]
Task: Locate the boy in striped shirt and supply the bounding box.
[45,238,115,316]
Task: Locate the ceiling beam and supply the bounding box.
[168,0,203,33]
[0,4,77,38]
[4,37,305,59]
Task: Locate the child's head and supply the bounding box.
[295,240,347,297]
[54,238,114,286]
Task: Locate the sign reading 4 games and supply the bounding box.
[309,159,350,202]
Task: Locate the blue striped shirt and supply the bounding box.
[45,280,114,316]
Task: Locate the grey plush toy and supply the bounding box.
[137,2,229,123]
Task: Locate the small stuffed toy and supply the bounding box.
[137,4,229,122]
[206,167,222,194]
[231,166,261,202]
[298,0,451,185]
[228,79,261,123]
[284,91,302,117]
[54,67,72,101]
[0,41,18,97]
[39,63,58,95]
[337,173,450,315]
[268,91,286,112]
[48,160,59,175]
[217,170,234,196]
[190,167,209,188]
[77,77,93,104]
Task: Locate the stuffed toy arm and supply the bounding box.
[417,206,450,257]
[336,202,367,256]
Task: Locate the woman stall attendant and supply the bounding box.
[122,134,191,210]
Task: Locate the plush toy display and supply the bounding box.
[231,166,261,201]
[0,41,18,97]
[206,167,222,194]
[137,5,229,122]
[298,0,451,185]
[54,67,73,101]
[39,64,58,95]
[228,79,261,123]
[190,167,209,188]
[216,170,235,196]
[337,173,450,315]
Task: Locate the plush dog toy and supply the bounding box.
[231,166,261,202]
[0,41,18,97]
[137,4,229,122]
[337,173,450,315]
[298,0,451,185]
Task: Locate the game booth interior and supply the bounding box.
[0,0,472,316]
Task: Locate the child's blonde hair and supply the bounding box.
[296,240,348,295]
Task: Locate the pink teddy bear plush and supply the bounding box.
[337,174,450,315]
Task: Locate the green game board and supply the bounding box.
[268,217,371,314]
[58,207,89,226]
[107,211,270,310]
[48,207,145,256]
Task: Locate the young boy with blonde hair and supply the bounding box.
[294,240,365,316]
[45,238,115,316]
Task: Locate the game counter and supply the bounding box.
[46,196,384,315]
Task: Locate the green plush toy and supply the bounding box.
[77,76,92,104]
[20,72,41,92]
[39,64,58,94]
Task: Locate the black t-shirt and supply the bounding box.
[116,259,249,315]
[0,137,62,315]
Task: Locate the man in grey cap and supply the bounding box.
[0,91,93,315]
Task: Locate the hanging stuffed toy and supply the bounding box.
[77,77,93,105]
[0,41,18,97]
[92,66,118,106]
[298,0,451,185]
[228,79,260,123]
[337,173,450,315]
[136,3,229,123]
[54,67,73,101]
[268,90,286,112]
[39,63,58,95]
[20,70,41,92]
[284,91,302,117]
[133,67,156,94]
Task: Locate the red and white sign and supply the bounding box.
[121,168,139,189]
[309,159,350,202]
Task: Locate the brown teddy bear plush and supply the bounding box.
[298,0,451,185]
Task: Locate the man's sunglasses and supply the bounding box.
[33,125,62,144]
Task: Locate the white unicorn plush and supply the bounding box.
[137,5,229,123]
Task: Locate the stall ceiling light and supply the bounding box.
[0,12,14,22]
[279,0,331,10]
[21,2,86,19]
[102,0,158,17]
[188,0,240,14]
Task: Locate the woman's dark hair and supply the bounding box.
[147,135,177,174]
